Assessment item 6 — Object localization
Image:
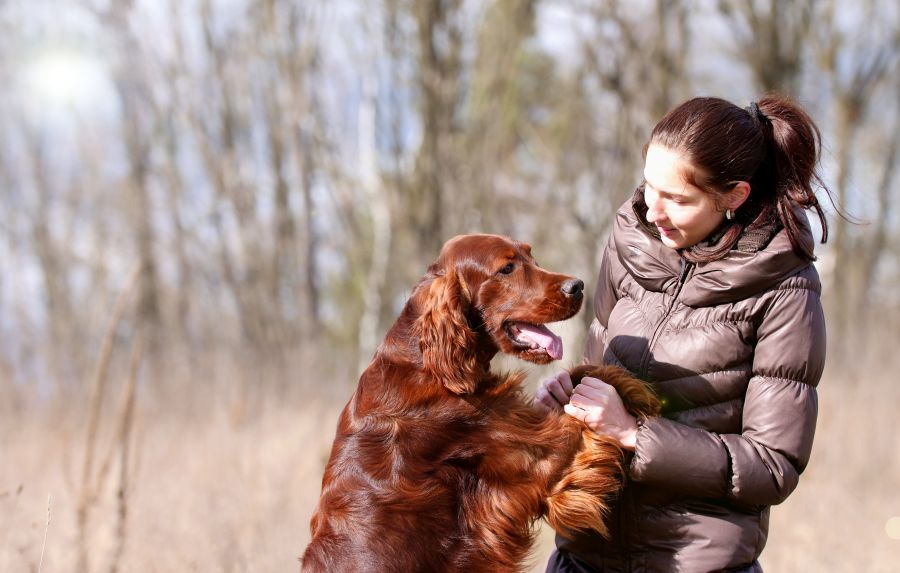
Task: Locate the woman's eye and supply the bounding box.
[498,263,515,275]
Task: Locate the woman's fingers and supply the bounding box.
[564,376,639,449]
[570,376,613,404]
[557,371,574,395]
[563,403,586,421]
[546,371,574,405]
[538,372,619,413]
[536,371,574,409]
[534,386,559,411]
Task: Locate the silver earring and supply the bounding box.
[725,209,734,220]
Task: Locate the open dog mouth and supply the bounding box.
[503,321,564,360]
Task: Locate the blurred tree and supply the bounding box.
[463,0,537,235]
[27,131,79,392]
[716,0,815,95]
[410,0,464,261]
[99,0,164,354]
[810,0,900,363]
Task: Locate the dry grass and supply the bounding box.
[758,370,900,572]
[1,396,339,572]
[2,367,899,572]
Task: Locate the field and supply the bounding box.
[3,364,899,572]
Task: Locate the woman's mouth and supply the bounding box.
[657,226,676,237]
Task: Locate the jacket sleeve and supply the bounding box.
[628,284,826,506]
[585,234,624,366]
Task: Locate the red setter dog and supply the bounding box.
[302,235,659,572]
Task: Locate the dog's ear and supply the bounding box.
[415,267,480,394]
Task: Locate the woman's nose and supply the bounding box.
[645,196,663,223]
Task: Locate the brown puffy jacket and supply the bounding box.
[552,200,826,572]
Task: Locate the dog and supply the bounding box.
[301,234,659,572]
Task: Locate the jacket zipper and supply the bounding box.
[638,259,693,379]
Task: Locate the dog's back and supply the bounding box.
[302,370,544,572]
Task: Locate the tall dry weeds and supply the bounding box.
[76,265,140,573]
[38,494,51,573]
[109,335,142,573]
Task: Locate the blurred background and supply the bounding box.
[1,0,898,571]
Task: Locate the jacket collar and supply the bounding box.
[612,200,815,307]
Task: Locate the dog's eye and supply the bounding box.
[498,262,515,275]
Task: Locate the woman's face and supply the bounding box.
[642,145,727,250]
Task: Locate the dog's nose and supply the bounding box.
[561,278,584,296]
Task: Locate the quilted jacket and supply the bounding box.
[551,198,826,572]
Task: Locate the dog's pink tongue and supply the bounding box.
[516,323,563,360]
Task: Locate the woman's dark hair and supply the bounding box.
[634,95,831,262]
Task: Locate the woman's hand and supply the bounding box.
[564,376,639,451]
[534,371,575,412]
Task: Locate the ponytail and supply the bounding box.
[757,95,829,261]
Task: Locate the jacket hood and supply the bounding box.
[612,200,817,307]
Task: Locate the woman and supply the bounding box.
[537,95,830,572]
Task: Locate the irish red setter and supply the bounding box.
[301,234,659,572]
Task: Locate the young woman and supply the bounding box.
[536,95,830,572]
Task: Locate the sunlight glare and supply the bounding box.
[21,49,111,116]
[887,517,900,540]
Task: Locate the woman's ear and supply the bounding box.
[414,268,480,394]
[727,181,752,210]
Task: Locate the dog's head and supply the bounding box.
[414,234,583,394]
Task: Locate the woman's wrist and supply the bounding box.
[618,417,642,451]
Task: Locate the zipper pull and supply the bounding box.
[678,259,692,284]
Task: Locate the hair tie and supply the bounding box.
[746,101,770,126]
